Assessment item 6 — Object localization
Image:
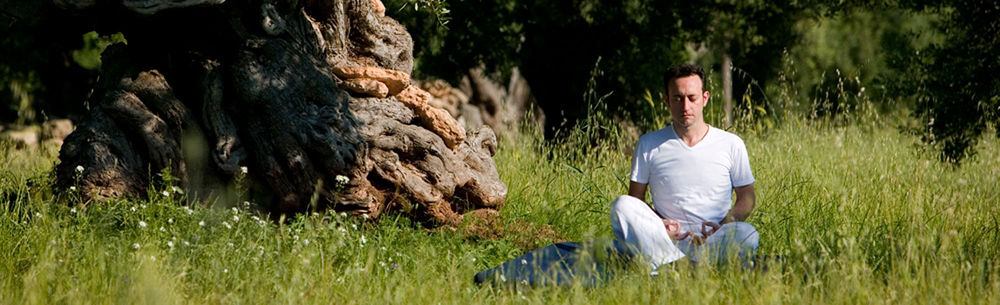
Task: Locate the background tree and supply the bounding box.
[889,0,999,163]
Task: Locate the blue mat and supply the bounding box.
[473,239,640,287]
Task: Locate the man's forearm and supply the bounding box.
[725,184,756,223]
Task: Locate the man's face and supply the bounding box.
[665,75,710,128]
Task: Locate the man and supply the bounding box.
[610,63,759,268]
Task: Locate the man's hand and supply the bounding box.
[701,221,721,238]
[663,218,690,240]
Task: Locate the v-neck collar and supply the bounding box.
[669,125,713,149]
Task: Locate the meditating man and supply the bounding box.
[611,63,759,268]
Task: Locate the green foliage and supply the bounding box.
[71,32,127,71]
[891,0,1000,163]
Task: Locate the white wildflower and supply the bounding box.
[70,207,77,213]
[335,175,349,186]
[360,235,367,244]
[232,215,240,222]
[223,269,229,273]
[149,255,156,261]
[183,241,190,246]
[167,241,174,248]
[159,226,166,232]
[168,218,173,224]
[75,165,84,173]
[130,206,137,212]
[222,221,232,229]
[351,224,357,230]
[184,207,193,214]
[198,221,205,227]
[34,212,42,218]
[138,221,147,228]
[162,190,170,197]
[240,166,248,174]
[227,242,234,247]
[303,239,310,246]
[339,212,347,217]
[69,186,76,191]
[132,243,141,250]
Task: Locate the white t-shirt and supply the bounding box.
[630,125,755,234]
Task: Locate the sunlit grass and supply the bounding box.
[1,113,997,304]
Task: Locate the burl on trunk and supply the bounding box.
[49,0,506,225]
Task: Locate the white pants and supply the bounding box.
[610,195,759,268]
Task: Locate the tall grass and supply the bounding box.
[1,107,997,303]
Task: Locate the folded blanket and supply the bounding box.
[473,238,639,287]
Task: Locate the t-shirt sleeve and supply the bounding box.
[630,140,649,184]
[730,138,755,187]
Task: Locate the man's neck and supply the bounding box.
[672,122,710,147]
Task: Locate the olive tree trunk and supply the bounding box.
[43,0,506,225]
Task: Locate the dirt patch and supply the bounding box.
[456,209,565,252]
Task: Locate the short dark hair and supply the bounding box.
[663,63,706,92]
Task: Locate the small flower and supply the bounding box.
[198,221,205,227]
[335,175,349,187]
[162,190,170,197]
[184,207,193,214]
[167,241,174,248]
[232,215,240,222]
[149,255,156,261]
[240,166,248,174]
[303,239,310,246]
[339,212,347,217]
[159,226,166,232]
[34,212,42,218]
[222,222,232,229]
[360,235,367,244]
[70,207,77,213]
[132,243,141,250]
[130,206,137,212]
[69,186,77,191]
[227,242,234,247]
[223,269,229,273]
[138,221,147,228]
[75,165,84,173]
[168,218,173,224]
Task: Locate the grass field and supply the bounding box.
[1,113,998,304]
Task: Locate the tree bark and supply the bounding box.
[722,53,733,129]
[47,0,506,225]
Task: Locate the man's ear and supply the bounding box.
[702,90,710,103]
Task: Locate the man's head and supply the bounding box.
[663,64,709,128]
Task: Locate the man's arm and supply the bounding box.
[627,181,647,201]
[724,183,756,224]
